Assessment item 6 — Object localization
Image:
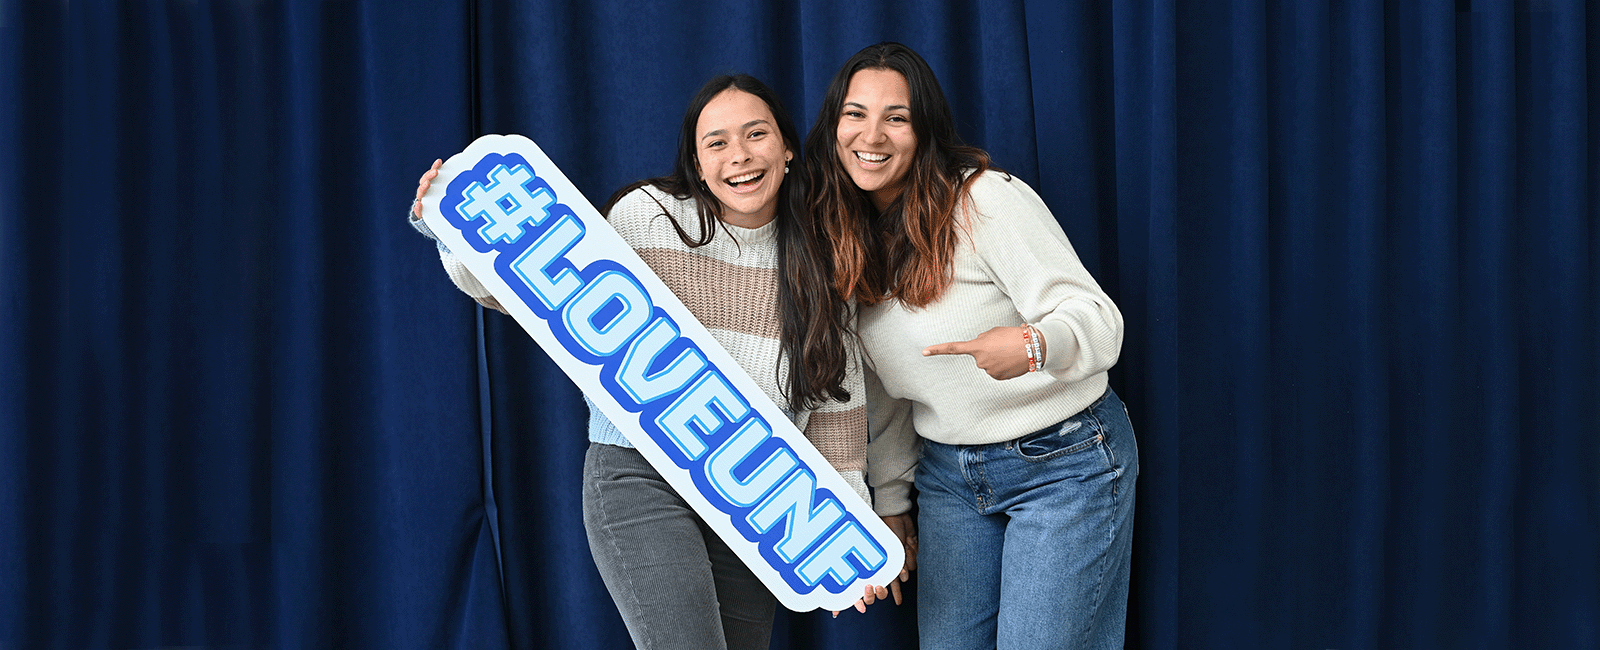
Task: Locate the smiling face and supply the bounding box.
[835,68,917,212]
[694,88,793,228]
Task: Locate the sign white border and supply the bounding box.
[420,134,903,612]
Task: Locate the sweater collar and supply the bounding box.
[721,218,777,245]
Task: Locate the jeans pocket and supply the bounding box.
[1013,418,1104,462]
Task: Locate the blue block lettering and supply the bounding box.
[747,470,844,563]
[617,317,709,404]
[796,521,887,587]
[655,372,750,461]
[457,164,555,244]
[705,418,798,507]
[563,270,653,357]
[510,213,586,310]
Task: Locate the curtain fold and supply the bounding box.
[1,1,506,648]
[2,1,1595,649]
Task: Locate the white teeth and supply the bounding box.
[856,151,889,163]
[728,171,763,185]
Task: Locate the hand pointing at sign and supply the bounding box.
[922,325,1045,381]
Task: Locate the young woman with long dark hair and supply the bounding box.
[808,43,1139,649]
[411,74,875,649]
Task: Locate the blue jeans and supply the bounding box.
[915,388,1139,650]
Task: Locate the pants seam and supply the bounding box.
[591,450,656,650]
[1076,469,1119,648]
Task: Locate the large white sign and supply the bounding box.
[419,134,903,612]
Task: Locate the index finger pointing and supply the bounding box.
[922,340,974,357]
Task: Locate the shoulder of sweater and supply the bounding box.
[607,184,705,244]
[608,184,695,223]
[962,169,1045,217]
[956,171,1078,260]
[952,170,1054,241]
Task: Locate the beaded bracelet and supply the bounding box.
[1029,324,1045,368]
[1022,325,1039,373]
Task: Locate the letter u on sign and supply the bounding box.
[417,134,903,612]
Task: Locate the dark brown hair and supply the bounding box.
[804,42,992,308]
[599,74,853,411]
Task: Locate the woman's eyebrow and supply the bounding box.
[843,101,908,112]
[701,119,771,142]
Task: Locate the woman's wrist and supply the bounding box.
[1031,324,1046,366]
[1022,323,1046,372]
[1022,324,1039,372]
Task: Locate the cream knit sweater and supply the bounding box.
[862,171,1124,516]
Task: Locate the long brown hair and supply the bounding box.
[599,74,854,411]
[805,42,992,308]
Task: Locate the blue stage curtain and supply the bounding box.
[2,1,1595,649]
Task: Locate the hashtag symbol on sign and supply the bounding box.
[457,163,557,244]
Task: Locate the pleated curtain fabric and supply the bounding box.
[1,1,1595,648]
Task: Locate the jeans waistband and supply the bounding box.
[921,387,1115,452]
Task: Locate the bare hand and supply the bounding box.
[922,326,1031,380]
[883,513,916,605]
[847,580,891,614]
[412,158,443,219]
[841,514,918,615]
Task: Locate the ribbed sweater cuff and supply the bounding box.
[409,210,438,240]
[1036,319,1078,372]
[872,478,913,517]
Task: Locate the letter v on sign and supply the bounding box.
[418,135,903,612]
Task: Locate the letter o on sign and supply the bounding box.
[564,270,653,357]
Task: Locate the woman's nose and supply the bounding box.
[864,122,886,143]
